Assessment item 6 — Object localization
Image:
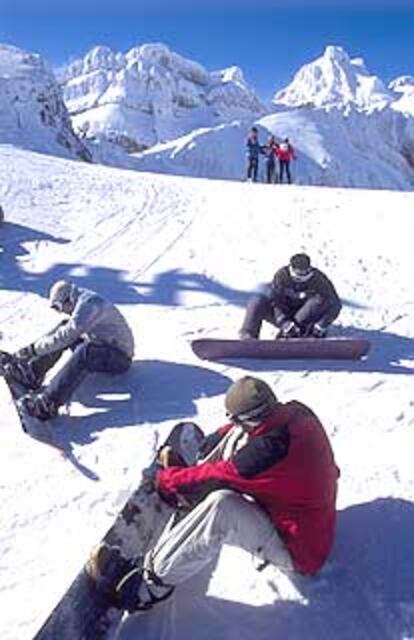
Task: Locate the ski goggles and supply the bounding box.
[226,401,270,425]
[288,265,314,282]
[50,296,70,312]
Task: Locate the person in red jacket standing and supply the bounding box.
[99,376,339,612]
[277,137,296,184]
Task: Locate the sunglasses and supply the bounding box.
[51,297,69,312]
[226,402,268,425]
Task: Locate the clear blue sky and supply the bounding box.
[1,0,413,100]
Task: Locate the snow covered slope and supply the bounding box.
[273,45,392,112]
[129,106,414,190]
[0,44,91,161]
[58,43,266,151]
[0,144,413,640]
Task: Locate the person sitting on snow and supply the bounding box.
[89,375,339,612]
[3,280,134,420]
[239,253,342,340]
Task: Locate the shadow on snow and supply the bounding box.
[51,359,231,451]
[116,497,414,640]
[214,325,414,376]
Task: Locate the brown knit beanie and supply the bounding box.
[225,376,277,421]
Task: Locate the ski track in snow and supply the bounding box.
[0,146,414,640]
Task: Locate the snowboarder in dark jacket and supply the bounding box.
[88,376,339,612]
[3,280,134,420]
[240,253,342,339]
[246,127,262,182]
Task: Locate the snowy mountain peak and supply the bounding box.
[273,44,392,112]
[0,44,91,160]
[324,45,348,63]
[216,65,246,85]
[389,75,414,93]
[389,75,414,116]
[59,42,266,152]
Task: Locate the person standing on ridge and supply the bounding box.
[263,134,279,184]
[239,253,342,340]
[246,127,262,182]
[3,280,134,420]
[277,138,296,184]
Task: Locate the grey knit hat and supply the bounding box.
[225,376,277,422]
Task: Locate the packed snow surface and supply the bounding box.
[0,145,413,640]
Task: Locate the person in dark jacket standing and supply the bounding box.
[263,134,279,184]
[246,126,262,182]
[89,376,339,611]
[239,253,342,339]
[277,138,296,184]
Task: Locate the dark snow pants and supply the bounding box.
[31,342,131,407]
[247,157,259,182]
[266,158,276,184]
[279,160,292,184]
[240,293,340,338]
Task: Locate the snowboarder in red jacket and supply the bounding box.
[277,138,296,184]
[95,376,339,612]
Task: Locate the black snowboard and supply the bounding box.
[32,421,205,640]
[191,337,371,361]
[0,350,64,447]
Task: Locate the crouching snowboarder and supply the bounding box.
[3,280,134,420]
[90,376,339,613]
[239,253,342,340]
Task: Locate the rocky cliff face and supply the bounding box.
[0,44,91,161]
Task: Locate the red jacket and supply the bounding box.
[157,401,339,575]
[277,142,296,161]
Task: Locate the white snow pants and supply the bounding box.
[146,489,294,585]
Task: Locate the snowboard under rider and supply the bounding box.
[239,253,342,340]
[3,280,134,420]
[90,376,339,613]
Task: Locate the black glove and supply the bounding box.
[15,344,36,361]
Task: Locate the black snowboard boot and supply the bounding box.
[276,320,301,339]
[311,323,327,338]
[3,359,43,391]
[87,543,174,612]
[86,543,135,602]
[19,392,58,420]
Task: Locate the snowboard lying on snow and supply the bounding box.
[32,421,204,640]
[191,337,371,361]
